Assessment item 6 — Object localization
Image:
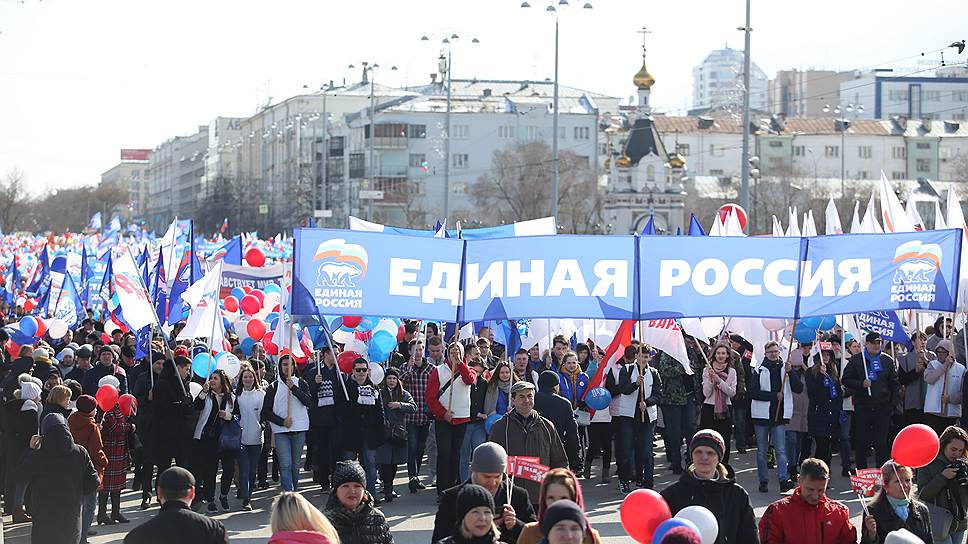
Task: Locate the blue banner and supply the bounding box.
[855,311,913,349]
[460,235,635,321]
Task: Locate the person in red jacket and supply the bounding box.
[425,339,477,497]
[759,457,857,544]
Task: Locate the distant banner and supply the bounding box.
[292,228,962,321]
[219,263,286,299]
[855,311,913,348]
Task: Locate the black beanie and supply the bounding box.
[541,499,587,535]
[538,370,560,391]
[332,461,366,489]
[457,484,495,521]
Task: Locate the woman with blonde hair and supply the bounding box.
[862,460,933,543]
[517,468,602,544]
[269,491,340,544]
[434,484,501,544]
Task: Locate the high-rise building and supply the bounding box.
[100,149,152,222]
[769,69,853,117]
[692,46,768,113]
[145,126,209,232]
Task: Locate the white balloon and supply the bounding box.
[700,317,725,339]
[761,318,787,332]
[188,381,203,401]
[676,505,718,544]
[216,353,242,380]
[332,329,355,344]
[345,338,368,355]
[373,318,398,337]
[369,362,385,385]
[47,318,68,339]
[98,375,121,391]
[263,292,281,311]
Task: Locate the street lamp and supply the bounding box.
[521,0,593,221]
[737,0,753,226]
[823,102,864,200]
[353,61,398,221]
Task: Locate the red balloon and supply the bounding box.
[342,315,363,329]
[250,290,265,305]
[245,247,266,267]
[717,203,748,231]
[224,296,239,313]
[892,423,940,469]
[242,286,252,294]
[96,384,120,412]
[246,319,268,341]
[100,332,111,344]
[262,331,278,355]
[23,298,36,312]
[337,350,362,374]
[34,318,47,338]
[620,489,671,543]
[396,325,406,342]
[118,394,138,417]
[240,294,261,315]
[5,340,20,358]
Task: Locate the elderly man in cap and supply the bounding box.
[841,332,900,469]
[488,380,568,511]
[432,442,535,544]
[124,466,228,544]
[66,344,94,383]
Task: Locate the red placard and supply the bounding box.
[850,468,883,497]
[507,456,549,483]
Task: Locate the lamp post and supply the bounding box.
[738,0,753,221]
[351,62,398,221]
[521,0,593,220]
[823,102,864,200]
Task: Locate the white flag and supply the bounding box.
[182,260,222,309]
[640,319,692,375]
[272,265,304,358]
[905,189,925,231]
[879,172,915,233]
[771,215,784,237]
[945,186,968,312]
[803,210,818,237]
[111,249,156,330]
[935,200,947,230]
[786,207,801,237]
[724,209,745,237]
[850,201,862,233]
[825,197,843,235]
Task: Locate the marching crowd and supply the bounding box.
[2,311,968,544]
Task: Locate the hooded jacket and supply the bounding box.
[68,409,108,482]
[759,487,857,544]
[661,468,760,544]
[324,491,393,544]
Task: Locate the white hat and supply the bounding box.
[98,375,121,391]
[884,529,925,544]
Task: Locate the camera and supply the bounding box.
[947,459,968,486]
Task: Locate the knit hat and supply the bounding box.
[32,349,51,364]
[19,381,41,401]
[456,484,495,521]
[510,381,535,396]
[332,461,366,489]
[173,346,190,358]
[884,529,926,544]
[690,429,726,462]
[471,442,508,474]
[57,347,75,362]
[75,395,97,414]
[385,366,400,379]
[540,500,587,536]
[660,526,702,544]
[538,370,560,391]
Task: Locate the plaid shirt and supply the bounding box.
[400,358,436,425]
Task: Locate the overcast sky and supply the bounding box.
[1,0,965,194]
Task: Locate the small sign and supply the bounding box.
[314,209,333,218]
[258,204,269,215]
[359,190,384,200]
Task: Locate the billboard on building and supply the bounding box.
[121,149,152,161]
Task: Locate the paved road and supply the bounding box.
[3,440,872,543]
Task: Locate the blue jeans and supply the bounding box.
[732,402,749,450]
[634,417,656,488]
[238,443,263,501]
[343,447,378,497]
[660,400,697,470]
[616,417,636,482]
[458,421,487,482]
[407,423,431,479]
[785,430,801,474]
[937,529,967,544]
[754,423,789,484]
[839,410,853,468]
[274,431,306,491]
[80,492,96,544]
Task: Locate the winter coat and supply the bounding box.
[661,470,760,544]
[375,386,416,465]
[842,351,900,410]
[81,362,128,396]
[123,501,229,544]
[534,389,580,471]
[488,409,568,503]
[269,531,337,544]
[860,493,932,544]
[338,378,386,452]
[68,410,108,483]
[805,369,842,438]
[17,414,99,544]
[557,369,589,408]
[1,357,35,402]
[758,487,857,544]
[149,374,195,463]
[916,455,968,536]
[304,361,347,427]
[517,522,602,544]
[101,404,133,491]
[324,492,393,544]
[2,398,38,475]
[432,478,535,544]
[787,369,809,433]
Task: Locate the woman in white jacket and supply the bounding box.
[234,363,266,510]
[923,339,964,436]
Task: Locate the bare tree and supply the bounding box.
[0,169,32,232]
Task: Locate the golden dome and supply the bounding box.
[668,153,686,169]
[616,154,632,168]
[633,61,655,90]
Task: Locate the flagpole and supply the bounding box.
[125,246,182,396]
[637,321,646,423]
[775,319,798,422]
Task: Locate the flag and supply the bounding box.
[862,193,884,233]
[946,186,968,312]
[80,245,91,306]
[150,256,167,324]
[905,189,925,232]
[641,319,693,375]
[641,216,657,235]
[825,197,843,235]
[583,319,634,396]
[176,260,226,347]
[166,248,195,325]
[850,201,862,233]
[48,272,84,329]
[785,207,801,237]
[110,248,157,331]
[107,214,121,233]
[771,215,783,237]
[219,217,229,234]
[88,212,102,231]
[802,210,818,237]
[207,236,243,265]
[708,213,723,236]
[879,172,915,233]
[134,326,151,360]
[687,214,706,236]
[273,266,305,358]
[935,200,948,230]
[25,245,50,297]
[182,260,223,309]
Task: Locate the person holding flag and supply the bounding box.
[842,332,900,470]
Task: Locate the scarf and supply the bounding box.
[484,380,511,415]
[887,495,911,522]
[560,367,581,406]
[712,365,729,420]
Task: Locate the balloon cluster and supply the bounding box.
[620,490,719,544]
[331,315,405,366]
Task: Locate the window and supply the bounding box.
[573,127,590,140]
[349,153,365,178]
[131,169,140,178]
[857,171,869,179]
[941,147,954,159]
[768,157,784,168]
[600,143,609,155]
[709,144,724,157]
[858,146,872,159]
[646,164,655,181]
[888,90,908,101]
[409,153,426,168]
[408,124,426,138]
[451,182,467,195]
[892,171,906,180]
[955,113,966,120]
[824,145,839,158]
[453,125,469,139]
[676,143,690,156]
[916,142,931,150]
[527,126,539,141]
[372,123,408,138]
[709,169,724,176]
[453,153,469,169]
[498,125,515,139]
[957,92,968,102]
[326,158,344,182]
[768,140,784,148]
[892,146,906,159]
[923,91,942,102]
[328,136,345,157]
[792,146,806,157]
[916,158,931,172]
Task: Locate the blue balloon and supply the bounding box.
[368,341,391,363]
[192,353,215,379]
[485,413,503,434]
[794,321,817,343]
[264,283,281,295]
[266,312,279,324]
[358,316,380,332]
[585,387,612,411]
[652,518,701,544]
[371,330,397,353]
[230,287,246,300]
[222,317,234,332]
[817,315,837,331]
[240,338,256,356]
[800,316,822,330]
[19,316,38,338]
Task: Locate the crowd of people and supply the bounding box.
[2,309,968,544]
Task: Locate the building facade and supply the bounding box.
[145,126,209,232]
[839,69,968,120]
[100,151,151,222]
[769,69,853,117]
[692,46,768,112]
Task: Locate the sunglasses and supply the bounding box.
[354,368,369,373]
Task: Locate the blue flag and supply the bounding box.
[855,311,913,349]
[135,325,152,360]
[49,272,84,328]
[641,216,657,235]
[80,245,91,306]
[26,245,50,297]
[207,236,243,265]
[166,248,194,325]
[88,212,102,231]
[687,214,707,236]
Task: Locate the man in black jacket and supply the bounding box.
[842,332,900,469]
[303,347,347,491]
[124,466,228,544]
[535,370,580,472]
[432,442,535,544]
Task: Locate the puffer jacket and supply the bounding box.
[488,409,568,501]
[758,487,856,544]
[917,455,968,535]
[324,491,393,544]
[860,493,933,544]
[660,469,759,544]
